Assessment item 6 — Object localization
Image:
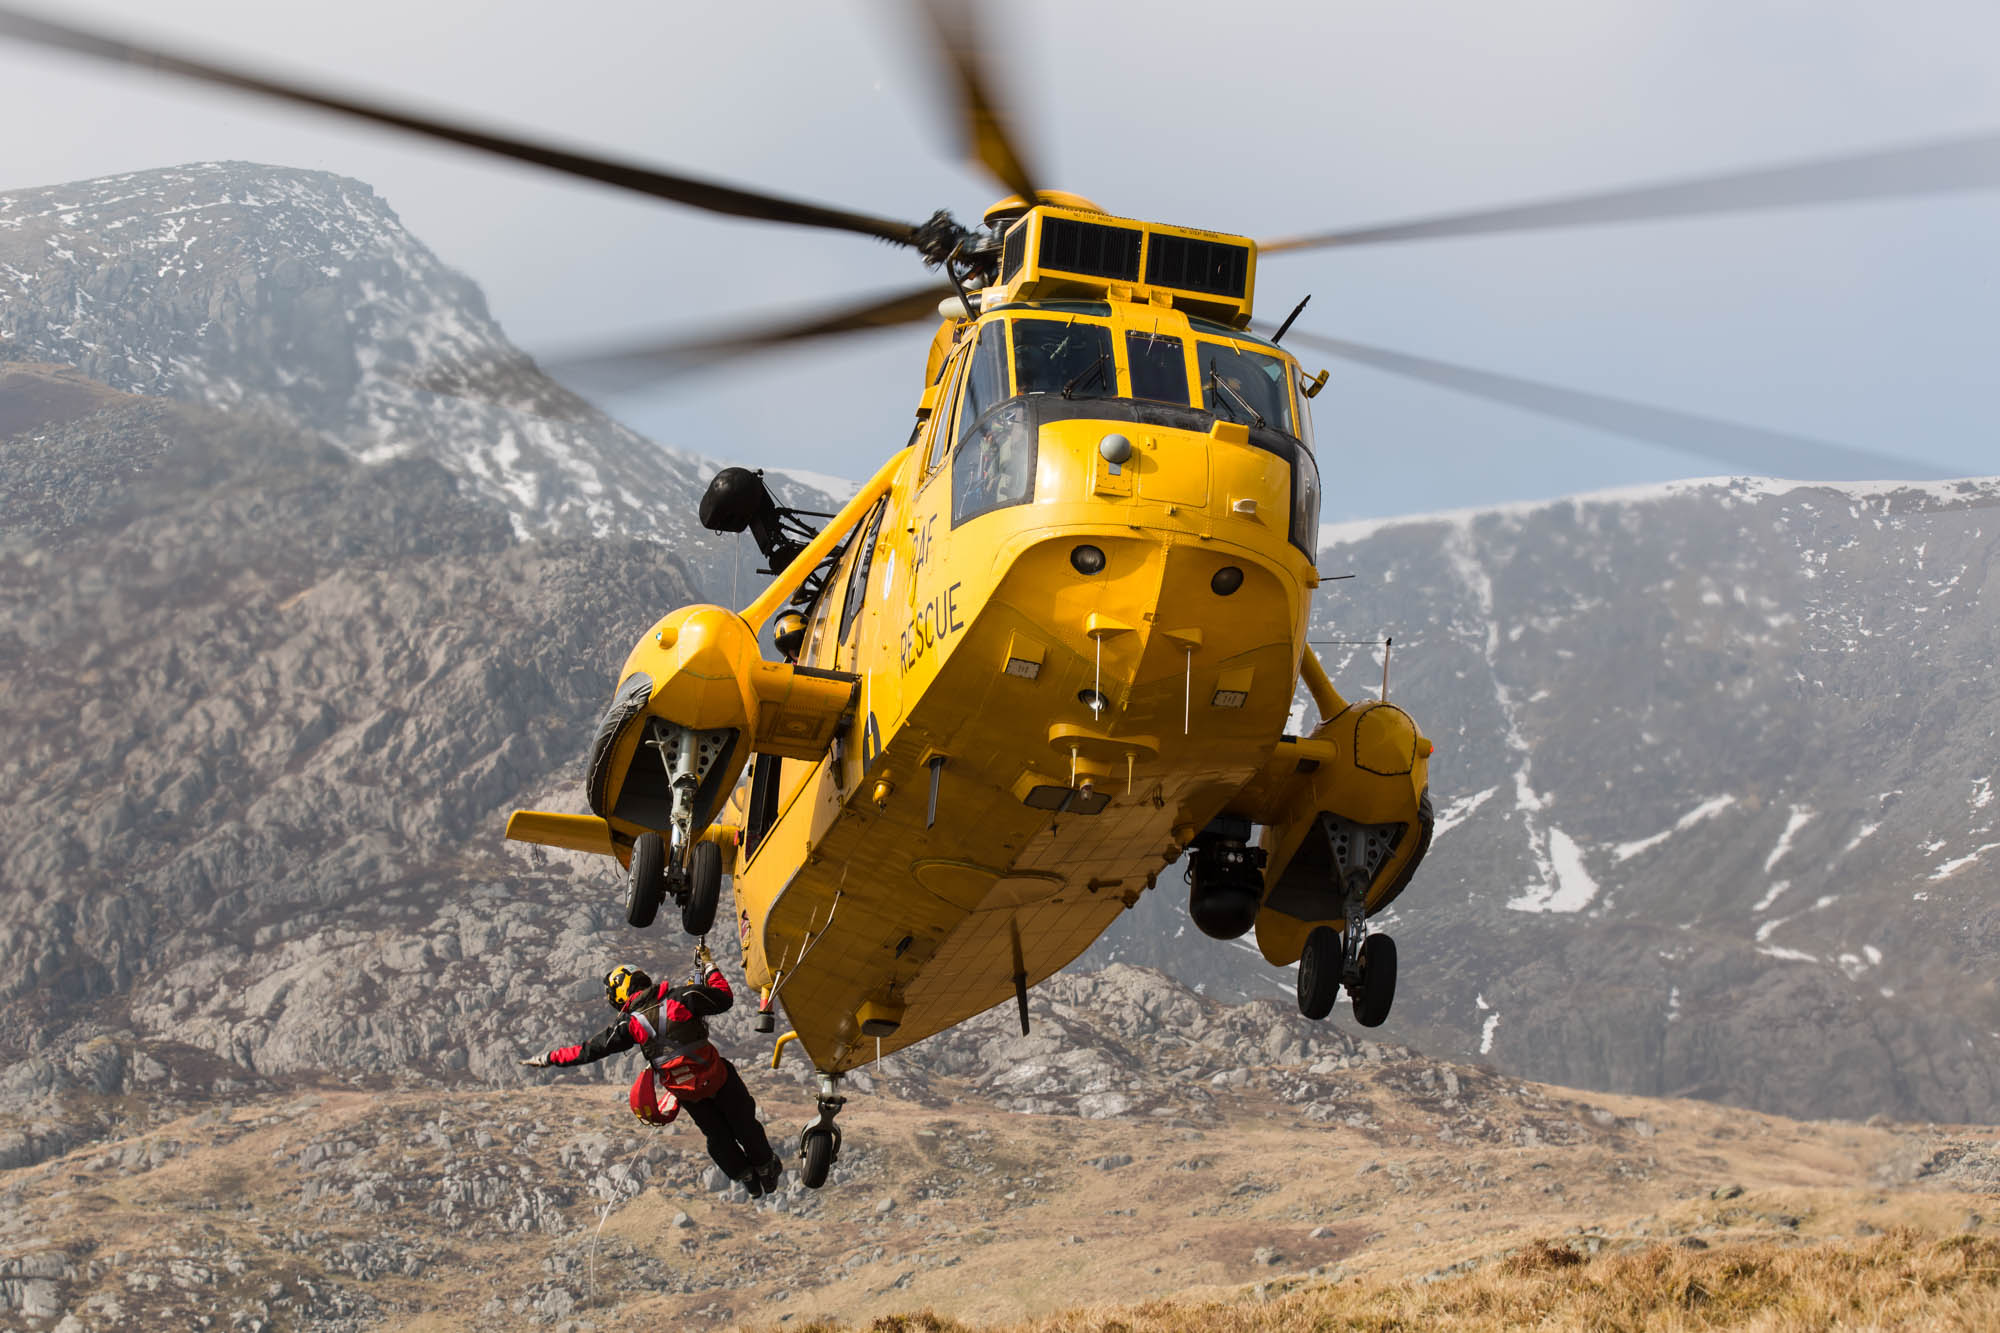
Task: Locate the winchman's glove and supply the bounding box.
[694,941,715,972]
[520,1054,550,1068]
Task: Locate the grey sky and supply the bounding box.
[3,0,1995,521]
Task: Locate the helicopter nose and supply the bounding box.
[629,603,762,732]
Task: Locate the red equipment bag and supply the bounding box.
[628,1067,681,1126]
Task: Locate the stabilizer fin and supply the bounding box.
[504,810,616,856]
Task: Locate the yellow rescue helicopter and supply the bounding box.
[9,1,1981,1191]
[514,191,1436,1186]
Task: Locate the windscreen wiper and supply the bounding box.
[1207,369,1264,427]
[1062,352,1110,399]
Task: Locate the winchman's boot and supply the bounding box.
[756,1154,783,1194]
[734,1169,767,1200]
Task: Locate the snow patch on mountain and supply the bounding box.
[1752,881,1792,912]
[1433,786,1496,840]
[1931,844,2000,881]
[1763,805,1815,873]
[1508,827,1601,914]
[0,162,841,590]
[1840,822,1882,856]
[1318,474,2000,555]
[1613,794,1739,862]
[775,468,863,501]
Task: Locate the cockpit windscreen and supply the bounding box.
[1125,330,1191,406]
[1014,319,1115,399]
[1198,340,1294,436]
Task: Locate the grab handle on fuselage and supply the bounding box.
[771,1029,800,1070]
[739,446,912,635]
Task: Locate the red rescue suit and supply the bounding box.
[539,966,779,1190]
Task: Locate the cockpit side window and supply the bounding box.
[1125,329,1190,406]
[801,549,842,666]
[839,499,887,646]
[952,399,1035,526]
[1197,340,1296,437]
[923,344,970,479]
[956,322,1010,446]
[1013,318,1114,399]
[1294,376,1317,452]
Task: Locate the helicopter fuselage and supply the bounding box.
[732,346,1319,1069]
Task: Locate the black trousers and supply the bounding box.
[683,1061,776,1179]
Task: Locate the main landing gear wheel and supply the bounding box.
[1351,932,1398,1028]
[800,1129,835,1189]
[626,832,667,929]
[682,838,721,937]
[799,1071,846,1191]
[1297,925,1342,1020]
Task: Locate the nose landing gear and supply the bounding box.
[1296,872,1397,1027]
[624,830,722,934]
[623,721,730,934]
[799,1071,846,1190]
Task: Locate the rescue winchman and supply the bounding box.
[521,942,784,1197]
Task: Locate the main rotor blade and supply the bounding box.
[1263,132,2000,255]
[0,5,923,247]
[1285,330,1952,480]
[915,0,1044,205]
[406,283,949,409]
[461,283,954,400]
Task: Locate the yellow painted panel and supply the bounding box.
[748,662,857,760]
[1134,433,1207,506]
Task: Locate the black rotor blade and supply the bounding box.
[0,4,922,247]
[915,0,1044,205]
[1285,330,1953,480]
[1263,132,2000,255]
[504,283,954,396]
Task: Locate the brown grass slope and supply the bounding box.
[812,1231,2000,1332]
[7,1052,2000,1330]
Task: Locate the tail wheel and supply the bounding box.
[1351,933,1398,1028]
[682,838,722,936]
[800,1129,835,1190]
[1296,925,1342,1020]
[626,832,667,929]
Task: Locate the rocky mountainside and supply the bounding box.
[0,162,834,596]
[0,382,697,1101]
[1089,476,2000,1123]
